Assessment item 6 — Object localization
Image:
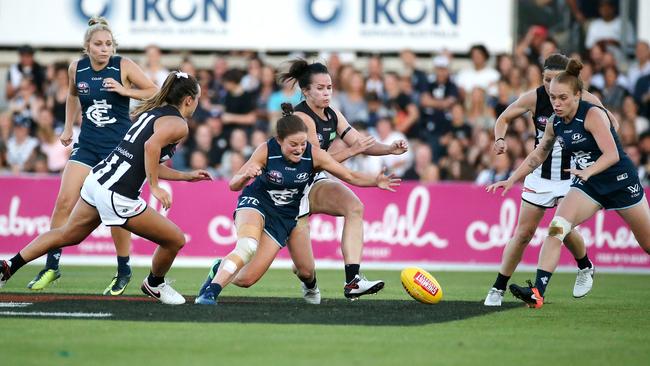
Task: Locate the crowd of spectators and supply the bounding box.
[1,1,649,187]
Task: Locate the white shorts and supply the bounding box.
[521,173,571,208]
[80,174,147,226]
[298,171,330,217]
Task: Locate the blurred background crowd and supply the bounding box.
[1,0,649,186]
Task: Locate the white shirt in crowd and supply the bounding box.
[7,136,38,169]
[585,17,635,49]
[454,67,500,96]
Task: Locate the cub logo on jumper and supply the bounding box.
[268,188,299,206]
[557,136,565,149]
[574,151,594,170]
[86,99,117,127]
[267,170,283,184]
[77,81,89,95]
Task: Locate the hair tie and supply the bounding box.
[175,72,188,79]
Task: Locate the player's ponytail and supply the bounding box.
[553,58,584,94]
[276,103,307,140]
[132,71,198,117]
[83,16,118,54]
[279,59,329,90]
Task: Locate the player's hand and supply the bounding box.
[244,164,262,179]
[151,186,172,210]
[103,78,126,95]
[390,140,409,155]
[486,179,513,196]
[59,128,73,147]
[351,135,376,156]
[376,168,401,192]
[186,169,212,182]
[493,138,507,154]
[564,167,592,182]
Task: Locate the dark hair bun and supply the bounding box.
[281,103,294,117]
[565,58,583,77]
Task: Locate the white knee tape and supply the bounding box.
[549,216,572,241]
[233,237,258,264]
[222,259,238,274]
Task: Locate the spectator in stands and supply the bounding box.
[142,45,169,87]
[219,128,252,178]
[585,0,634,64]
[45,62,68,126]
[456,44,500,97]
[254,65,278,129]
[187,123,222,170]
[35,107,69,173]
[241,56,263,94]
[373,117,413,177]
[402,142,439,183]
[466,87,496,130]
[399,49,429,94]
[442,103,473,149]
[419,55,458,150]
[6,115,38,173]
[383,71,419,138]
[5,45,46,100]
[8,77,42,129]
[621,95,649,135]
[366,55,384,97]
[601,65,628,111]
[222,68,256,139]
[210,56,228,105]
[628,41,650,93]
[334,69,368,125]
[525,63,543,89]
[189,150,218,179]
[475,152,513,185]
[439,138,475,181]
[267,77,301,132]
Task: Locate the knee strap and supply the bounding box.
[549,216,572,241]
[232,237,258,264]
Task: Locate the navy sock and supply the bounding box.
[9,253,26,274]
[45,249,62,270]
[301,274,317,290]
[576,254,593,270]
[207,283,223,298]
[117,256,131,276]
[534,269,553,297]
[344,264,360,283]
[147,272,165,287]
[492,273,511,291]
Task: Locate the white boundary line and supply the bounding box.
[0,302,32,308]
[0,311,112,318]
[2,254,649,274]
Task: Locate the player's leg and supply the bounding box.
[2,199,101,288]
[103,227,133,295]
[286,217,320,304]
[308,180,384,299]
[27,161,90,290]
[615,196,650,254]
[485,201,545,306]
[195,209,263,305]
[510,188,600,307]
[122,207,187,305]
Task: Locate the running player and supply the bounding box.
[484,54,619,306]
[194,104,400,305]
[27,16,158,295]
[1,71,211,305]
[489,59,650,308]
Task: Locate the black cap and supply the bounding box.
[17,45,34,55]
[12,114,32,128]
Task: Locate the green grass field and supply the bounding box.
[1,265,648,366]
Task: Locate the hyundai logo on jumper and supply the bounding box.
[76,0,228,24]
[76,0,112,22]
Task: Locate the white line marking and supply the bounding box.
[0,302,32,308]
[0,311,112,318]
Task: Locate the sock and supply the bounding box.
[207,283,223,298]
[45,249,62,270]
[534,269,553,297]
[576,254,593,270]
[9,253,26,274]
[344,264,360,283]
[147,272,165,287]
[117,256,131,276]
[492,273,511,291]
[301,274,317,290]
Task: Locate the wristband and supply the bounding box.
[495,137,505,143]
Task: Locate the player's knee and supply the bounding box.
[235,273,259,288]
[232,237,258,264]
[344,198,364,217]
[58,227,83,246]
[513,227,535,245]
[166,231,185,251]
[294,265,314,281]
[54,194,77,214]
[548,216,572,242]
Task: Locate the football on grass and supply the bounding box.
[400,267,443,304]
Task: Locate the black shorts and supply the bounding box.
[69,143,113,168]
[571,177,645,210]
[234,195,297,248]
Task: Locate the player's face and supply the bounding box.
[304,73,332,109]
[185,85,202,118]
[281,132,308,163]
[542,69,561,93]
[549,79,580,119]
[87,30,114,64]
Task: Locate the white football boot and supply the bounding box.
[343,274,385,300]
[483,287,504,306]
[301,283,321,305]
[573,266,595,298]
[141,278,186,305]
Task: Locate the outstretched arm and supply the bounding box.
[493,89,536,154]
[229,143,267,191]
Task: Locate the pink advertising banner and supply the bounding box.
[0,177,648,271]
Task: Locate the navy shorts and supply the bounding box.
[234,195,297,248]
[571,177,645,210]
[69,143,113,168]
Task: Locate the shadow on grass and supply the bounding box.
[0,293,519,325]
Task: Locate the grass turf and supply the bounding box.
[1,265,648,366]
